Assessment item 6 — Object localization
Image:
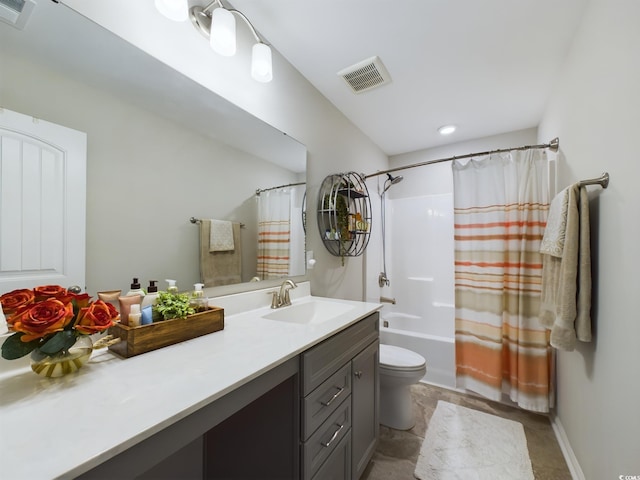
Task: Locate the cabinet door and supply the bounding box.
[351,340,379,480]
[311,433,351,480]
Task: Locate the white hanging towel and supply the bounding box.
[209,219,235,252]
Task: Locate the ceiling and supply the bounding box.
[231,0,589,156]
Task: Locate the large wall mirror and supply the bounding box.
[0,1,307,296]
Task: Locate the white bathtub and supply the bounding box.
[380,311,456,389]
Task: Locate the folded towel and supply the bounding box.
[540,186,570,257]
[539,184,592,350]
[209,219,234,252]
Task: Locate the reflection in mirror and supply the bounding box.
[256,182,306,280]
[0,1,307,295]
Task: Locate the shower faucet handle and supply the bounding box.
[378,272,390,287]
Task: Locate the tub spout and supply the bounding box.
[379,296,396,305]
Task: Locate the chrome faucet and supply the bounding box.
[268,279,298,309]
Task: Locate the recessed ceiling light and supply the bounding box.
[438,125,457,135]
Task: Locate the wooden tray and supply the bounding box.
[108,307,224,358]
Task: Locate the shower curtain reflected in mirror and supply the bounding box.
[453,149,553,412]
[257,185,305,279]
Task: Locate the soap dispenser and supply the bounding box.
[165,279,178,294]
[141,280,159,309]
[189,283,208,313]
[126,278,145,299]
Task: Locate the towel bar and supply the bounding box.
[578,172,609,189]
[190,217,246,228]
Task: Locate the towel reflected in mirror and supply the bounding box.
[199,219,242,287]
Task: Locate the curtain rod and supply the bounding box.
[256,181,306,195]
[364,137,560,179]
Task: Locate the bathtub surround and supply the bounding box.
[414,401,534,479]
[452,149,553,412]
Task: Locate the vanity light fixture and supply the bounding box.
[155,0,273,83]
[438,125,457,136]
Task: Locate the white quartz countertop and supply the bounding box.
[0,283,380,479]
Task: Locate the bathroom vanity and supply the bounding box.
[0,283,380,480]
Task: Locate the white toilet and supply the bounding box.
[379,344,427,430]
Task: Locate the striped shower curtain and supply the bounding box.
[257,189,291,279]
[452,150,553,412]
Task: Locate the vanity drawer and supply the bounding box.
[301,312,379,395]
[302,362,352,441]
[302,397,351,480]
[311,432,351,480]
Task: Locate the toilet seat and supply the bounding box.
[379,344,426,372]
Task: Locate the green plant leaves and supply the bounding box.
[1,333,41,360]
[154,291,195,320]
[39,330,77,355]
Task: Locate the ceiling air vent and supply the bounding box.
[337,56,392,94]
[0,0,35,30]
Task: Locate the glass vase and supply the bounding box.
[30,336,93,378]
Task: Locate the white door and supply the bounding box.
[0,108,87,294]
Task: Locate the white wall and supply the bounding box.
[61,0,389,302]
[0,52,298,294]
[538,0,640,477]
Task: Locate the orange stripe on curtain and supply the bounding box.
[455,221,548,229]
[452,150,553,413]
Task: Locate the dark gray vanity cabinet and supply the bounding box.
[300,312,379,480]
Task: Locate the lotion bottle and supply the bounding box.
[128,304,142,327]
[118,294,142,326]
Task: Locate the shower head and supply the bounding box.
[387,173,404,185]
[382,173,404,193]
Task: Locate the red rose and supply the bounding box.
[75,300,119,335]
[33,285,67,301]
[11,299,75,342]
[0,289,35,318]
[58,292,92,309]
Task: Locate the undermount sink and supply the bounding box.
[262,298,354,324]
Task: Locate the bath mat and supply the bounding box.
[414,401,534,480]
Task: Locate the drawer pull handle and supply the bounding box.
[321,423,344,448]
[354,370,363,379]
[321,386,345,407]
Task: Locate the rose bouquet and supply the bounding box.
[1,285,119,360]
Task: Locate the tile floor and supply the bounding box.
[362,383,572,480]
